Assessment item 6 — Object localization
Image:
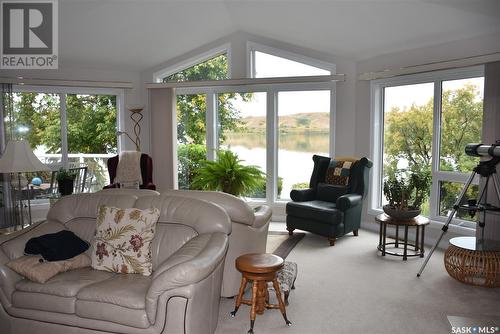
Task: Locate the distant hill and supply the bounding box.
[236,112,329,132]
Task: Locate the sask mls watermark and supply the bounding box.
[1,0,58,69]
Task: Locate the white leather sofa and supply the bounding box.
[0,192,230,334]
[162,190,272,297]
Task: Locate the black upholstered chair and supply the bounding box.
[286,155,372,246]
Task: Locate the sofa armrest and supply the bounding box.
[336,194,362,211]
[145,232,228,323]
[0,248,22,305]
[253,205,272,228]
[290,188,316,202]
[0,222,65,304]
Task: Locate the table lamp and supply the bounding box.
[0,140,50,227]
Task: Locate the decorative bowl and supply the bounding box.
[382,204,421,220]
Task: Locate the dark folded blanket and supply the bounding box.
[25,230,89,261]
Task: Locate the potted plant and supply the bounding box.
[56,168,76,196]
[191,150,265,197]
[382,168,431,220]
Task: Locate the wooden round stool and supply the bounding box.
[230,253,292,334]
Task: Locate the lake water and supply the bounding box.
[224,131,329,199]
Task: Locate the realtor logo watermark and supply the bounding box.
[452,326,500,334]
[1,0,58,69]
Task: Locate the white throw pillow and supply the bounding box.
[91,206,160,276]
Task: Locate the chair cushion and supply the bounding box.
[76,274,151,328]
[13,268,114,314]
[91,206,160,276]
[316,183,347,202]
[325,160,353,186]
[286,200,343,224]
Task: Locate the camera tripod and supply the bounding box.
[417,156,500,277]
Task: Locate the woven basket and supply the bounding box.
[444,244,500,288]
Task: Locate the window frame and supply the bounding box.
[246,41,335,78]
[168,43,336,208]
[11,84,125,167]
[369,65,485,229]
[153,43,231,83]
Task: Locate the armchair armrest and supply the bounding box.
[145,232,228,323]
[336,194,362,211]
[253,205,272,228]
[290,188,316,202]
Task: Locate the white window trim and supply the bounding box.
[153,43,231,82]
[369,65,485,229]
[246,41,336,78]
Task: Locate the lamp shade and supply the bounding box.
[0,140,50,173]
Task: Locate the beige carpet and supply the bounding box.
[215,229,500,334]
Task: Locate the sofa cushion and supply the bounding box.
[286,200,343,224]
[76,274,151,328]
[13,268,114,314]
[91,206,160,276]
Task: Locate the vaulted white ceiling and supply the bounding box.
[58,0,500,71]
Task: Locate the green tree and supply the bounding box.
[11,93,117,154]
[164,54,250,144]
[384,84,482,173]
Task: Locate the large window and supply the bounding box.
[164,44,335,205]
[8,87,121,195]
[219,92,267,199]
[277,90,330,199]
[371,66,484,227]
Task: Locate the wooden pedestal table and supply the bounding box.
[445,237,500,287]
[375,214,430,261]
[230,253,291,334]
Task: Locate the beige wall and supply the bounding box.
[480,62,500,241]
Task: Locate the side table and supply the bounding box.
[375,213,430,260]
[444,237,500,287]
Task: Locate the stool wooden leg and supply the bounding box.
[272,278,292,326]
[248,280,258,334]
[230,277,247,317]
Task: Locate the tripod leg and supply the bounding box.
[417,171,477,277]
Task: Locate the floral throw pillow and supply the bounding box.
[91,206,160,276]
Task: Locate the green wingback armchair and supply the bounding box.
[286,155,373,246]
